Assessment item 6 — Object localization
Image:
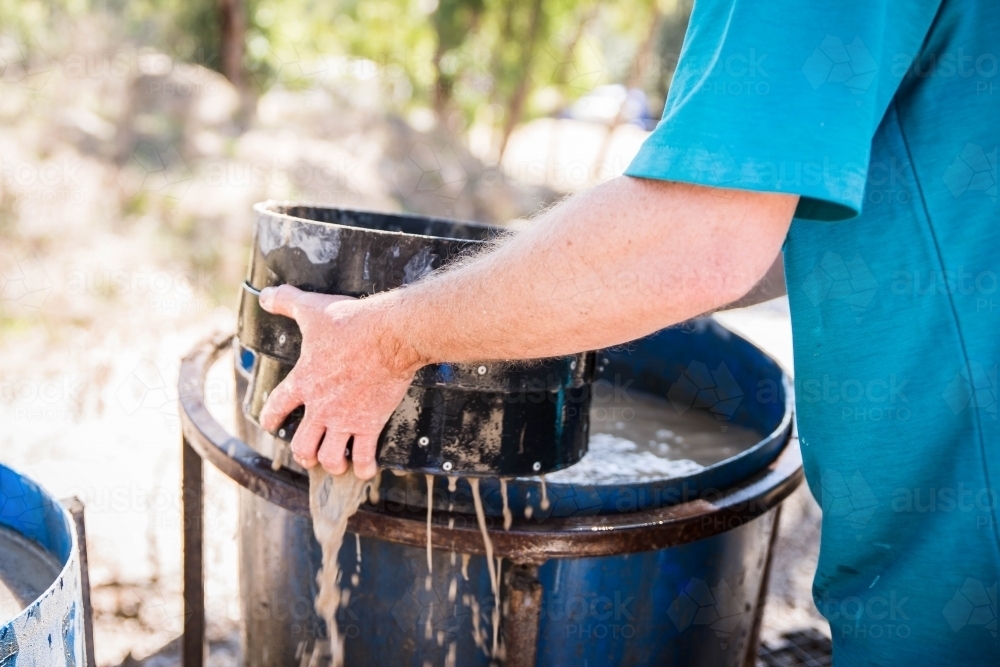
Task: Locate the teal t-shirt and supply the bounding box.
[626,0,999,664]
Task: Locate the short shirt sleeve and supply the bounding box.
[625,0,941,221]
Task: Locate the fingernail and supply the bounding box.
[259,286,274,309]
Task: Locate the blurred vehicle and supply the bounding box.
[563,84,659,130]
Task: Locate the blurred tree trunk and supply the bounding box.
[433,0,486,119]
[432,45,452,117]
[497,0,545,160]
[552,3,599,89]
[591,1,662,180]
[218,0,246,92]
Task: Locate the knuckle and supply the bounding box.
[268,387,297,412]
[318,446,342,466]
[290,440,312,456]
[352,449,375,464]
[324,460,347,475]
[277,377,297,397]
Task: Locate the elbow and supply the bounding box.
[640,259,763,320]
[707,200,795,307]
[725,254,777,305]
[693,242,783,312]
[708,270,765,312]
[724,254,787,309]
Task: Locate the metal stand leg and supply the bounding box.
[504,563,543,667]
[62,497,97,667]
[744,505,783,667]
[183,437,206,667]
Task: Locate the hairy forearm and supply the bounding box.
[373,176,797,370]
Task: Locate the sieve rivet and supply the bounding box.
[477,365,487,375]
[278,334,286,345]
[418,436,429,446]
[442,461,453,471]
[570,360,577,370]
[278,429,286,438]
[532,461,541,471]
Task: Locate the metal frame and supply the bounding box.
[61,497,97,667]
[180,333,803,666]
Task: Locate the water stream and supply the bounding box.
[308,466,372,667]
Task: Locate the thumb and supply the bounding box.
[260,284,358,320]
[259,284,308,318]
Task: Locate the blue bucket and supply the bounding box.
[0,464,85,666]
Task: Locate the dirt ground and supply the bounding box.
[0,27,826,665]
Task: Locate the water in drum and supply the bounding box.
[546,385,762,486]
[0,525,61,625]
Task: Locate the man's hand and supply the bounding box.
[258,285,419,480]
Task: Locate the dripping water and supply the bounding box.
[500,478,512,530]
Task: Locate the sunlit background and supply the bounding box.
[0,1,822,664]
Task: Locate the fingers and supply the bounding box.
[317,431,352,476]
[260,377,302,432]
[351,433,380,480]
[316,432,380,479]
[289,413,325,469]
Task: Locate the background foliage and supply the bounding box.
[1,0,692,157]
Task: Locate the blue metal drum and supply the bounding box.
[0,464,85,666]
[233,319,798,667]
[339,509,777,666]
[532,519,776,665]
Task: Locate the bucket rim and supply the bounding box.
[253,200,501,244]
[0,462,80,631]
